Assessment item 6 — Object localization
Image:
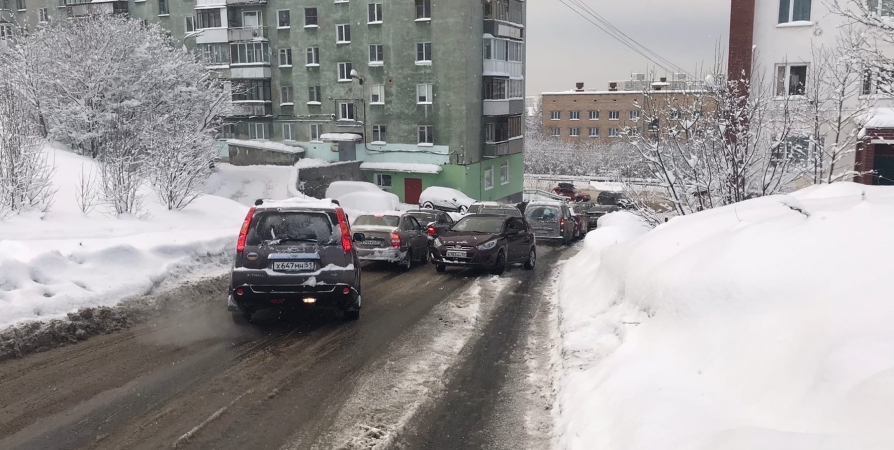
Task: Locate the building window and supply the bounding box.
[609,110,620,120]
[370,85,385,104]
[369,44,384,65]
[198,43,229,65]
[368,3,383,23]
[588,127,599,137]
[282,123,295,141]
[629,110,640,121]
[232,80,272,102]
[869,0,894,16]
[550,111,560,120]
[310,124,322,141]
[418,125,434,144]
[158,0,168,15]
[337,24,351,43]
[304,8,318,26]
[38,7,47,22]
[416,84,433,104]
[485,123,495,142]
[415,0,431,19]
[280,86,294,105]
[569,111,580,120]
[185,17,195,33]
[778,0,811,23]
[486,115,522,142]
[569,127,580,137]
[277,10,290,28]
[339,101,356,121]
[589,110,599,120]
[550,128,560,137]
[671,110,681,120]
[416,42,432,63]
[196,9,221,29]
[772,136,809,165]
[338,62,353,81]
[278,48,292,67]
[500,162,509,185]
[776,64,808,96]
[648,118,659,131]
[308,86,321,104]
[608,128,619,137]
[374,173,392,188]
[484,166,494,191]
[230,42,270,64]
[485,0,523,25]
[372,125,387,142]
[248,122,270,140]
[0,24,14,39]
[306,47,320,66]
[483,78,524,100]
[862,68,894,95]
[15,0,24,10]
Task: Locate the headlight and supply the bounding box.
[477,240,498,250]
[433,238,443,247]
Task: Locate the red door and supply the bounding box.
[405,178,423,204]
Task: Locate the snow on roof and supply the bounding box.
[861,108,894,129]
[359,162,443,174]
[541,89,705,95]
[320,133,363,142]
[294,158,330,169]
[256,197,339,210]
[227,139,306,154]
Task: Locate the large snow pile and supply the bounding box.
[0,146,249,328]
[204,163,300,206]
[325,181,400,210]
[554,183,894,450]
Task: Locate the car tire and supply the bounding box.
[422,201,435,209]
[232,312,251,325]
[399,249,413,272]
[563,232,571,246]
[524,247,536,270]
[436,263,447,273]
[491,250,506,276]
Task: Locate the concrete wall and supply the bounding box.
[296,160,364,199]
[228,145,302,166]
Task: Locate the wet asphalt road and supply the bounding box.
[0,245,571,450]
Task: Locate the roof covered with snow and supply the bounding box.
[861,108,894,129]
[359,162,443,174]
[227,139,306,154]
[320,133,363,142]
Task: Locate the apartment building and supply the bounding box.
[540,77,706,144]
[1,0,526,203]
[729,0,894,185]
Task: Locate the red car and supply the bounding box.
[553,183,591,202]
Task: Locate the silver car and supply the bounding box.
[524,201,575,245]
[352,212,430,270]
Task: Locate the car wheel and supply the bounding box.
[524,248,536,270]
[232,312,251,325]
[422,249,431,264]
[436,263,447,273]
[343,308,361,321]
[563,232,571,246]
[422,201,435,209]
[458,205,468,214]
[399,249,413,272]
[491,250,506,276]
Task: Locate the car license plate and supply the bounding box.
[362,240,381,246]
[272,261,315,272]
[446,251,466,258]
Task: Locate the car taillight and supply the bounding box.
[391,232,401,248]
[236,207,256,254]
[427,226,436,236]
[560,217,565,228]
[335,207,352,253]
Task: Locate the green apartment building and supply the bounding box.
[1,0,526,204]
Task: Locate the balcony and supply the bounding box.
[229,102,272,117]
[230,66,271,79]
[228,26,267,42]
[483,138,523,158]
[484,21,523,40]
[67,0,127,17]
[483,98,524,116]
[195,27,228,44]
[194,0,226,8]
[483,60,523,78]
[226,0,267,5]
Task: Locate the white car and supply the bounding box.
[418,186,476,213]
[325,181,400,210]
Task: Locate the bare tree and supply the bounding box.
[75,164,98,215]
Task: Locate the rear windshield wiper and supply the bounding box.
[265,237,319,245]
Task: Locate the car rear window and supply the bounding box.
[452,216,505,233]
[247,211,335,245]
[407,211,438,223]
[354,215,401,227]
[466,205,482,214]
[480,207,521,217]
[526,206,560,222]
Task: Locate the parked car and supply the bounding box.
[352,212,430,270]
[524,201,576,245]
[553,182,591,202]
[405,209,455,241]
[466,201,501,214]
[478,204,524,218]
[569,204,589,240]
[430,214,536,275]
[419,186,476,213]
[228,198,362,324]
[587,192,635,228]
[325,181,400,210]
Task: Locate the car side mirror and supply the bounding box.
[507,229,520,236]
[352,233,365,242]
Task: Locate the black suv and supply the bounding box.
[227,199,363,323]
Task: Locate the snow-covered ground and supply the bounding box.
[0,146,249,329]
[553,183,894,450]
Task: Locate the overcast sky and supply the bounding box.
[525,0,731,94]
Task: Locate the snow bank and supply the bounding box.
[204,163,296,206]
[554,183,894,450]
[337,191,398,216]
[0,146,249,329]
